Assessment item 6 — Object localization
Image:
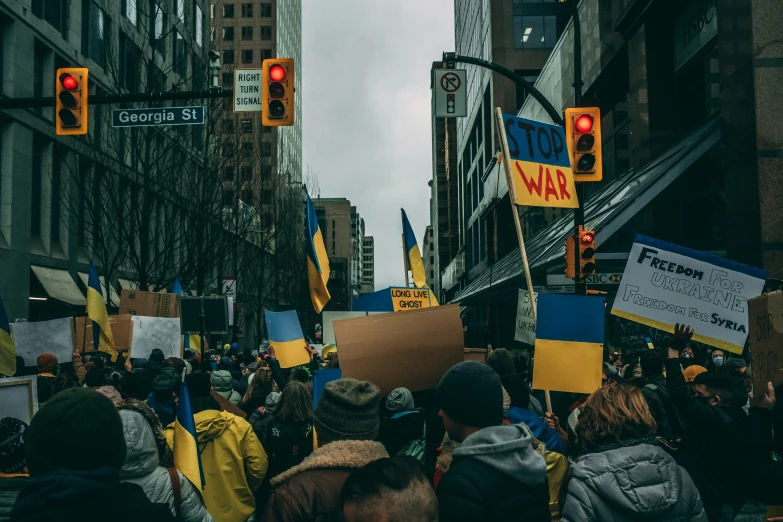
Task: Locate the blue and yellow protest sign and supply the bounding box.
[500,113,579,208]
[532,294,605,394]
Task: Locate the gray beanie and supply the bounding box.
[386,387,414,413]
[313,378,380,442]
[265,391,281,410]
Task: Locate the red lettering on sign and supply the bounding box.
[515,162,543,197]
[556,170,571,200]
[544,168,559,201]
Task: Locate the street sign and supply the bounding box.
[233,68,262,112]
[547,273,623,286]
[434,69,467,117]
[112,107,204,127]
[533,285,575,294]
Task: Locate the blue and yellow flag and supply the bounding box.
[401,209,439,305]
[265,309,309,369]
[86,262,117,361]
[173,381,205,489]
[532,294,605,394]
[305,191,331,314]
[0,295,16,376]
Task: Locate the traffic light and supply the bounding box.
[56,68,89,136]
[262,58,294,127]
[564,236,576,279]
[579,227,596,276]
[565,107,602,182]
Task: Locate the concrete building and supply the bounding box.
[450,0,783,351]
[350,205,364,298]
[422,226,437,292]
[360,236,374,295]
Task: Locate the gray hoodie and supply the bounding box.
[453,423,547,486]
[561,443,707,522]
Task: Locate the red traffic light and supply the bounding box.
[60,74,78,90]
[575,114,593,133]
[269,65,286,82]
[580,231,595,244]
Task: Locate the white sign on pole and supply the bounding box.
[130,316,182,360]
[233,69,262,112]
[514,289,538,344]
[434,69,467,117]
[611,235,767,354]
[11,318,74,365]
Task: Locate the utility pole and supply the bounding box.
[570,0,587,296]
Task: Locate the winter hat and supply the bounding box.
[313,378,380,442]
[148,349,165,364]
[386,387,415,413]
[26,388,126,476]
[487,348,515,377]
[95,386,122,405]
[0,418,28,474]
[683,365,708,383]
[436,361,503,429]
[265,391,281,410]
[152,367,181,397]
[725,358,747,370]
[36,354,58,374]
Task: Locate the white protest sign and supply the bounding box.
[0,376,38,424]
[612,235,767,354]
[130,316,182,360]
[11,318,74,365]
[514,289,538,344]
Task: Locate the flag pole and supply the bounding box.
[401,218,410,287]
[494,107,551,414]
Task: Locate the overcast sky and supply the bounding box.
[302,1,455,290]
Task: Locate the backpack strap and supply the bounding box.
[644,383,659,392]
[167,467,182,519]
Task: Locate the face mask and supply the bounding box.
[681,352,692,359]
[713,356,724,367]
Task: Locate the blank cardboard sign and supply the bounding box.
[333,304,464,396]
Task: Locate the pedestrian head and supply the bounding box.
[185,371,212,399]
[435,361,503,443]
[486,348,515,377]
[95,385,123,405]
[148,348,165,364]
[265,391,281,411]
[575,384,656,453]
[639,351,664,378]
[50,372,79,397]
[85,366,106,388]
[313,378,380,444]
[602,362,622,387]
[25,388,126,476]
[152,367,181,401]
[710,349,725,368]
[341,457,438,522]
[692,372,738,407]
[0,417,28,474]
[36,354,58,375]
[725,357,747,376]
[291,368,310,384]
[274,380,312,424]
[243,365,273,405]
[682,364,707,384]
[165,357,186,378]
[386,387,414,414]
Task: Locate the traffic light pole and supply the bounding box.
[571,0,587,296]
[0,88,234,110]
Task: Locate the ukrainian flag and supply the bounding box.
[265,309,309,369]
[0,295,16,376]
[401,209,439,305]
[173,381,205,489]
[86,262,117,361]
[171,278,200,350]
[532,294,605,394]
[305,190,331,314]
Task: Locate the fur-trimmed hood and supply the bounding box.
[270,440,388,486]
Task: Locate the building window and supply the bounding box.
[222,49,234,65]
[194,4,203,46]
[121,0,137,25]
[223,167,234,181]
[222,72,232,86]
[260,3,271,16]
[82,0,107,67]
[514,70,539,110]
[222,142,234,157]
[174,30,187,76]
[241,3,252,17]
[263,189,272,203]
[241,119,252,133]
[260,26,272,40]
[262,142,272,156]
[242,142,253,158]
[224,118,235,134]
[149,1,164,55]
[242,190,253,203]
[242,49,253,64]
[513,16,557,49]
[32,0,67,35]
[261,49,272,61]
[175,0,185,23]
[261,166,271,179]
[30,136,44,240]
[241,26,253,40]
[223,27,234,41]
[149,65,166,92]
[223,190,234,206]
[223,4,234,17]
[241,166,252,180]
[119,32,140,91]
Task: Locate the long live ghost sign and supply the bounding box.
[501,113,578,208]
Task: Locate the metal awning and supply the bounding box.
[78,273,121,308]
[118,279,140,291]
[30,266,86,306]
[451,114,722,303]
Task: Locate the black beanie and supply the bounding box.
[313,378,380,442]
[487,348,515,377]
[26,388,126,476]
[148,348,165,363]
[436,361,503,429]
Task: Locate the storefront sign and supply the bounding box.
[675,0,717,70]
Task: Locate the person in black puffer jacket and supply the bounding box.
[435,362,550,522]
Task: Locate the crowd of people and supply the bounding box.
[0,322,781,521]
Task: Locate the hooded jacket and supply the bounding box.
[561,444,707,522]
[0,474,26,521]
[119,410,213,522]
[437,423,550,522]
[164,408,268,522]
[212,370,242,406]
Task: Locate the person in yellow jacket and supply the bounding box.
[165,372,268,522]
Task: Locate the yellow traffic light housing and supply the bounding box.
[579,227,596,277]
[262,58,294,127]
[56,68,89,136]
[565,107,602,182]
[565,236,576,279]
